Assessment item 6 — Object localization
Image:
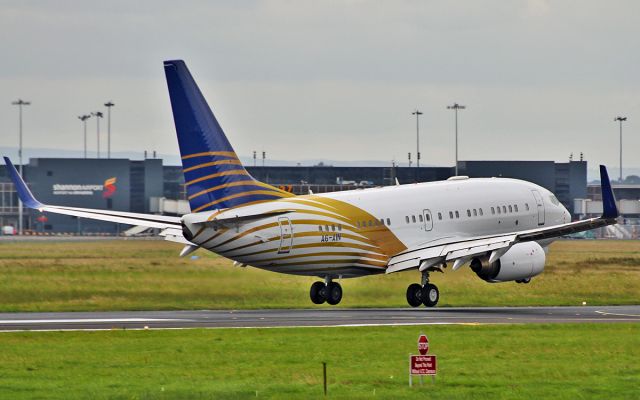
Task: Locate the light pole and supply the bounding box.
[91,111,103,158]
[78,115,91,158]
[412,110,423,168]
[11,99,30,235]
[614,116,627,182]
[447,103,466,176]
[104,101,114,159]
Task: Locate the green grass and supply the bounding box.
[0,323,637,399]
[0,239,638,311]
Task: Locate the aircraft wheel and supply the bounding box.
[406,283,423,307]
[422,283,439,307]
[310,281,326,304]
[326,282,343,305]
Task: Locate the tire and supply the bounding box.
[310,281,326,304]
[422,283,439,307]
[406,283,423,307]
[326,282,343,305]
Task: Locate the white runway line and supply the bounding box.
[1,318,640,333]
[595,310,640,318]
[0,318,189,324]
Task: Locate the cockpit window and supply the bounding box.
[549,195,560,206]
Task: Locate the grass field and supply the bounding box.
[0,323,637,399]
[0,239,638,311]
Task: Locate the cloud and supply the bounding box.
[524,0,551,17]
[0,1,638,168]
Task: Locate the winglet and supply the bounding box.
[3,157,43,209]
[600,165,618,219]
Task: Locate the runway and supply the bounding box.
[0,305,639,332]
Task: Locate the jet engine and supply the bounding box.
[182,222,195,241]
[470,242,545,283]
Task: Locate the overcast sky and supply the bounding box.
[1,0,639,169]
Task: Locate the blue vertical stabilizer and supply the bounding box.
[163,60,292,212]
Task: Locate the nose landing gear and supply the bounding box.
[310,278,343,305]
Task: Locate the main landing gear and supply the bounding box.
[406,271,440,307]
[310,277,343,305]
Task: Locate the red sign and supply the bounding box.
[410,355,437,375]
[37,215,48,223]
[418,334,429,355]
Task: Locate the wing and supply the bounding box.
[387,165,618,274]
[3,157,182,230]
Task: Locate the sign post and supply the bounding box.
[409,334,437,386]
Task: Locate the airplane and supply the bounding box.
[3,60,620,307]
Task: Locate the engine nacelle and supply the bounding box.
[182,222,195,241]
[180,215,201,242]
[470,242,546,283]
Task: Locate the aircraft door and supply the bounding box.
[531,190,545,225]
[277,217,293,254]
[422,209,433,231]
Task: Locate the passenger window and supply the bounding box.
[449,211,453,219]
[497,207,501,215]
[491,207,495,215]
[467,209,471,217]
[368,220,373,227]
[479,208,483,216]
[455,211,460,219]
[338,225,342,231]
[419,214,424,222]
[426,214,431,221]
[438,212,442,220]
[508,205,513,213]
[514,204,519,212]
[380,218,384,225]
[325,225,330,231]
[502,206,507,214]
[405,216,409,224]
[412,215,416,223]
[473,209,477,216]
[525,203,530,211]
[356,221,360,228]
[332,225,336,231]
[319,225,323,231]
[386,218,391,226]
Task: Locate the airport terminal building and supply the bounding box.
[1,158,164,233]
[0,158,589,234]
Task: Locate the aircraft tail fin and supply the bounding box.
[163,60,293,213]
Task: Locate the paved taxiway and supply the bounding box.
[0,306,639,331]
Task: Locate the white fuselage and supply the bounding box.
[182,177,571,278]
